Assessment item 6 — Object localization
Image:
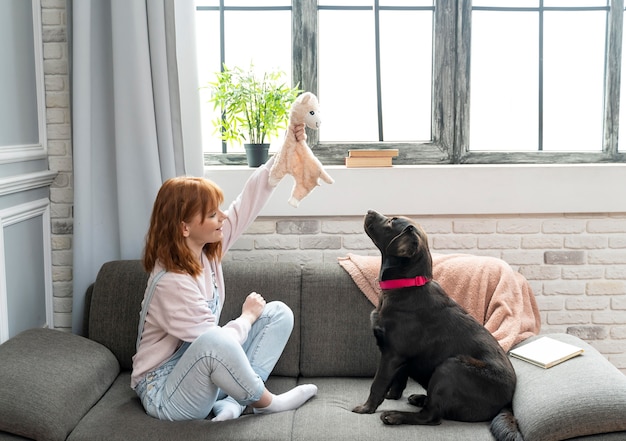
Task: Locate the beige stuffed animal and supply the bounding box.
[269,92,334,207]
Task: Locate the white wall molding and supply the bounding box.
[0,0,47,164]
[0,170,57,197]
[0,198,53,343]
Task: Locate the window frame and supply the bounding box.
[203,0,626,166]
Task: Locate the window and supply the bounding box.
[317,1,433,143]
[196,0,626,165]
[195,1,292,156]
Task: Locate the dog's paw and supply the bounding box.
[380,411,405,425]
[352,404,376,414]
[408,394,428,407]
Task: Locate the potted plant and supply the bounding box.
[208,64,301,167]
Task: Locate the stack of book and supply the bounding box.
[345,149,399,168]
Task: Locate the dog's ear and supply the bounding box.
[386,225,419,258]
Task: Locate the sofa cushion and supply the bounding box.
[511,333,626,441]
[88,260,302,376]
[68,373,296,441]
[221,261,302,377]
[300,262,379,377]
[292,377,495,440]
[0,432,35,440]
[0,328,119,441]
[88,259,149,370]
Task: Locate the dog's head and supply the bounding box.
[364,210,432,280]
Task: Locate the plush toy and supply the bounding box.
[269,92,334,207]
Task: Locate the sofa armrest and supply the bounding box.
[0,328,120,441]
[511,333,626,441]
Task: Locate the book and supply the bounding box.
[345,156,393,168]
[348,149,399,158]
[509,336,584,369]
[345,149,398,167]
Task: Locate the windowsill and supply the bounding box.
[204,163,626,217]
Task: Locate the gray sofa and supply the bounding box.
[1,260,626,441]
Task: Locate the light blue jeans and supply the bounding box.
[134,301,294,421]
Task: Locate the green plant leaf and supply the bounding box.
[207,63,302,148]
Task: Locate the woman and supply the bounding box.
[131,149,317,422]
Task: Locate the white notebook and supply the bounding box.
[509,336,584,369]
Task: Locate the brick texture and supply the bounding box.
[42,0,73,333]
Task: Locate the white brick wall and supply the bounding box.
[224,214,626,373]
[39,2,626,374]
[41,0,73,331]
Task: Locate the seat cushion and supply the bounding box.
[0,328,119,441]
[292,377,495,441]
[68,373,296,441]
[511,333,626,441]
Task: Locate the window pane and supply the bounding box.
[196,9,223,153]
[319,4,432,143]
[319,10,378,142]
[543,11,605,151]
[319,0,369,6]
[473,1,538,6]
[380,9,432,142]
[220,0,290,5]
[544,0,607,7]
[470,11,539,151]
[222,11,291,73]
[379,0,433,6]
[196,7,291,153]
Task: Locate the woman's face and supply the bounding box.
[183,208,227,251]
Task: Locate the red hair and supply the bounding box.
[142,177,224,277]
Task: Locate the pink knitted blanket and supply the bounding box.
[337,253,541,352]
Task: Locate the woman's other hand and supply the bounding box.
[241,292,266,325]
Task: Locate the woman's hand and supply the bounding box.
[292,123,307,142]
[241,292,266,325]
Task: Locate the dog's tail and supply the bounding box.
[489,408,524,441]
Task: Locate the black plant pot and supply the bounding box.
[244,143,270,167]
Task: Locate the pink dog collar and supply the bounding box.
[379,276,431,290]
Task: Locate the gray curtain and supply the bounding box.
[71,0,203,334]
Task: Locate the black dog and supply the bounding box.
[352,210,522,441]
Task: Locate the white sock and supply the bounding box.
[253,384,318,415]
[211,396,245,422]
